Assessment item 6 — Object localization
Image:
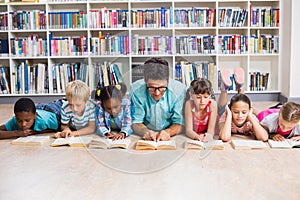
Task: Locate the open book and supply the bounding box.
[11,136,50,146]
[268,139,300,149]
[231,140,268,150]
[185,139,224,150]
[89,138,131,149]
[51,136,93,147]
[135,140,176,150]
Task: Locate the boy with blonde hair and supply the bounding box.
[54,80,96,138]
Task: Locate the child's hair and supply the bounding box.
[14,97,36,114]
[185,78,215,102]
[95,83,126,102]
[280,102,300,123]
[65,80,90,102]
[228,93,251,110]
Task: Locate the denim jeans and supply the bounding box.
[36,98,66,122]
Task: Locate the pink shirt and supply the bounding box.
[192,100,211,134]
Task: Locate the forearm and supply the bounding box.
[250,119,268,141]
[132,123,152,137]
[219,119,232,142]
[0,130,18,139]
[76,122,96,136]
[186,129,200,140]
[165,124,182,137]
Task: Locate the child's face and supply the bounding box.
[191,93,211,110]
[68,98,87,116]
[103,98,122,117]
[230,101,250,126]
[15,111,36,131]
[278,114,298,132]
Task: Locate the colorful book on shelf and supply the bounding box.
[185,139,224,150]
[135,140,176,150]
[51,136,93,147]
[89,138,131,149]
[268,139,300,149]
[11,136,50,146]
[231,140,268,150]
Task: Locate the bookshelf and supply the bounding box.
[0,0,281,101]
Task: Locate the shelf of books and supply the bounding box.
[0,0,280,97]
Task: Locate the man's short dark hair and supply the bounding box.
[14,98,36,114]
[144,57,169,82]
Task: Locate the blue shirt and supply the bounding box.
[96,98,133,136]
[129,78,186,131]
[5,109,59,131]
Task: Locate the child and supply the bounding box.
[218,67,268,142]
[0,98,59,139]
[184,78,218,141]
[95,83,132,140]
[54,80,96,138]
[259,102,300,141]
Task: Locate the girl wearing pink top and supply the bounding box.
[184,78,218,142]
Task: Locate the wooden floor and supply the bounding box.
[1,102,300,200]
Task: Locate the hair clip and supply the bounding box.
[96,89,101,96]
[115,84,121,90]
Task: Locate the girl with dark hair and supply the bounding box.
[95,83,132,140]
[218,68,268,142]
[184,78,218,141]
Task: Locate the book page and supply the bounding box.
[287,139,300,148]
[185,139,204,150]
[268,139,292,148]
[69,136,93,147]
[89,137,110,149]
[12,136,34,144]
[245,140,267,149]
[110,138,131,149]
[203,140,225,150]
[51,138,70,147]
[157,140,176,150]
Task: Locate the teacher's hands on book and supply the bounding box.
[157,130,171,141]
[143,130,158,141]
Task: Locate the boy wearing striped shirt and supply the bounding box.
[54,80,96,138]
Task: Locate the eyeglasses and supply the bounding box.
[147,86,168,93]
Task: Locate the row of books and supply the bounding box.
[10,10,47,30]
[0,67,10,94]
[131,34,172,55]
[92,62,122,89]
[218,35,247,54]
[131,7,172,28]
[49,35,88,56]
[218,8,248,27]
[10,35,48,57]
[89,9,129,29]
[0,12,8,30]
[11,135,300,150]
[174,8,215,27]
[249,72,269,91]
[175,61,218,90]
[248,34,279,54]
[250,6,280,27]
[175,35,216,55]
[90,35,130,56]
[0,7,280,30]
[48,11,87,29]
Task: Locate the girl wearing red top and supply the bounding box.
[184,78,218,141]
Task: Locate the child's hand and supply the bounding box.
[272,134,285,141]
[113,132,125,140]
[225,105,232,118]
[290,136,300,141]
[157,130,171,141]
[105,132,115,139]
[143,130,158,141]
[195,133,206,142]
[53,132,62,138]
[17,129,34,137]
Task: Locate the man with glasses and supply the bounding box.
[129,57,186,141]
